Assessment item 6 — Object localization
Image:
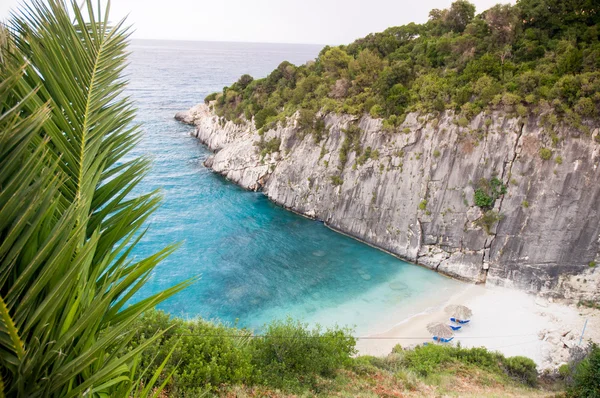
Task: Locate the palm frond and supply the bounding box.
[0,1,193,396]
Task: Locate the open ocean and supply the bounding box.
[126,39,462,334]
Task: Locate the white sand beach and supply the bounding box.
[356,284,600,369]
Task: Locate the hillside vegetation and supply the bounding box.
[209,0,600,139]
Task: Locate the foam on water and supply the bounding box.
[127,39,463,333]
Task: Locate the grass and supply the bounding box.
[218,359,554,398]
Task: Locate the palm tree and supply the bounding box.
[0,1,191,396]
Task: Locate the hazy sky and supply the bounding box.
[1,0,515,45]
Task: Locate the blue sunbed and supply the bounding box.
[449,325,462,331]
[450,317,470,324]
[433,336,454,343]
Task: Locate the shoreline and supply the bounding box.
[356,283,600,370]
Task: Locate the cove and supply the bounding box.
[127,39,463,334]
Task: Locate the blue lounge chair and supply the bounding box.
[450,317,470,324]
[433,336,454,343]
[449,325,462,331]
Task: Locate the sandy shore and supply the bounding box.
[356,284,600,369]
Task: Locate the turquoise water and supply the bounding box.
[128,40,461,334]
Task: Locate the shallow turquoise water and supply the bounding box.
[127,40,461,334]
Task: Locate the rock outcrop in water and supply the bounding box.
[175,104,600,300]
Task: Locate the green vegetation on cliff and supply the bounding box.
[210,0,600,136]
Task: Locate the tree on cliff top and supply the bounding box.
[209,0,600,134]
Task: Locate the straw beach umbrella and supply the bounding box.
[445,304,473,320]
[427,322,454,339]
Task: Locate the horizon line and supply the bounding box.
[130,37,332,48]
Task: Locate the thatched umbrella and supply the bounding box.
[426,322,454,339]
[445,304,473,320]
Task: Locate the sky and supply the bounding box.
[1,0,515,45]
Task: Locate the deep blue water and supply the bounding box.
[127,40,461,334]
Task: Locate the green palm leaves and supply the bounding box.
[0,1,190,396]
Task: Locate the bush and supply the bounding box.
[250,318,356,390]
[401,344,503,377]
[418,200,428,211]
[237,74,254,90]
[255,137,281,157]
[399,344,539,387]
[539,147,553,160]
[473,177,507,209]
[254,107,277,130]
[503,356,538,387]
[331,175,344,186]
[204,92,218,104]
[128,310,255,394]
[128,311,357,395]
[474,188,493,208]
[475,210,502,234]
[567,344,600,397]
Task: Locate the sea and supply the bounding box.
[126,39,462,334]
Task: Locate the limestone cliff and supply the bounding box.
[176,103,600,300]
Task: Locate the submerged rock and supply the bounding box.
[389,281,409,291]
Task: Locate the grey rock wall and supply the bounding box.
[175,104,600,300]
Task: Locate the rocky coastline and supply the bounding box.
[176,103,600,300]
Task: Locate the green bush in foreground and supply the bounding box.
[251,318,356,390]
[129,311,552,395]
[129,311,356,395]
[399,343,537,386]
[567,344,600,397]
[129,310,255,394]
[504,356,538,387]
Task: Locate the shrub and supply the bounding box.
[556,155,563,164]
[237,74,254,90]
[473,177,507,209]
[128,310,255,393]
[331,175,344,186]
[254,107,277,129]
[401,344,503,377]
[339,124,362,169]
[539,147,553,160]
[567,344,600,397]
[204,92,218,104]
[250,318,356,389]
[357,146,373,165]
[590,261,597,268]
[476,210,502,234]
[458,116,469,127]
[255,137,281,157]
[503,356,538,387]
[419,200,428,211]
[129,312,357,395]
[370,104,385,118]
[474,188,493,208]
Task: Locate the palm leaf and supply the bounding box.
[0,1,192,396]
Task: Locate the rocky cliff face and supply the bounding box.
[176,103,600,300]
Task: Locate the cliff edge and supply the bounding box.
[176,104,600,300]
